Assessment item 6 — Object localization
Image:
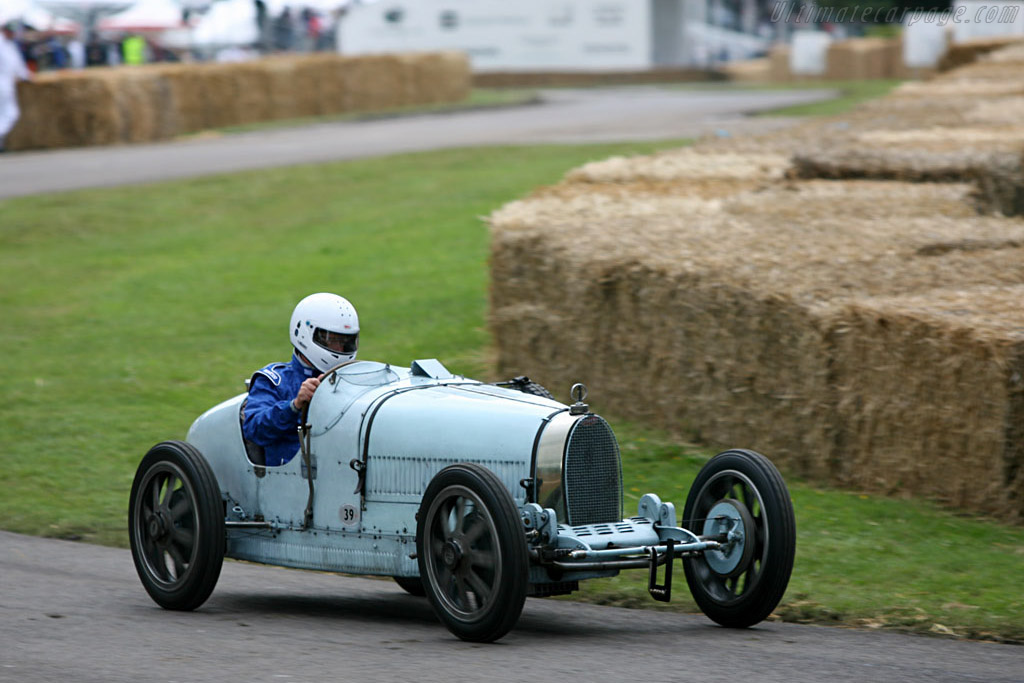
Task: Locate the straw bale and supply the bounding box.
[301,54,348,115]
[488,47,1024,519]
[7,52,471,151]
[721,57,773,83]
[937,35,1024,71]
[855,126,1024,150]
[827,286,1024,521]
[489,177,1024,500]
[966,96,1024,125]
[983,41,1024,63]
[7,70,120,150]
[769,45,792,82]
[565,149,792,184]
[825,38,895,81]
[489,227,838,475]
[891,79,1024,98]
[154,64,212,133]
[104,69,175,143]
[341,54,409,111]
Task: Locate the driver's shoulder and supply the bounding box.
[251,361,291,388]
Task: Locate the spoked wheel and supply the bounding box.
[682,449,795,628]
[128,440,225,611]
[417,463,528,642]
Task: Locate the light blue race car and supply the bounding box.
[129,359,796,642]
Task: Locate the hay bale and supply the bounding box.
[892,79,1024,98]
[938,35,1024,71]
[825,38,895,80]
[565,149,792,184]
[155,64,212,133]
[7,70,120,150]
[721,57,773,83]
[111,69,177,143]
[7,52,471,151]
[411,51,472,104]
[769,45,791,82]
[341,54,409,111]
[789,125,1024,216]
[827,287,1024,521]
[487,44,1024,520]
[489,179,1024,490]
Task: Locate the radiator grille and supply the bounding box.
[564,415,622,525]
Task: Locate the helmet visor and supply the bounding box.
[313,328,359,355]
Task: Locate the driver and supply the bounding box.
[242,293,360,466]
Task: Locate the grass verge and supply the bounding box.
[1,136,1020,644]
[751,79,904,117]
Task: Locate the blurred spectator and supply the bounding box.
[85,36,108,66]
[122,34,146,65]
[68,37,85,69]
[0,24,31,153]
[274,7,295,51]
[255,0,269,52]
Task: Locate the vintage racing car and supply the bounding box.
[129,359,796,642]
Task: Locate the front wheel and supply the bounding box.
[416,463,528,642]
[128,440,225,611]
[682,449,795,628]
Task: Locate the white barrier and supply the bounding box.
[950,0,1024,42]
[903,11,950,68]
[789,30,832,75]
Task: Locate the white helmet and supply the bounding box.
[289,293,360,372]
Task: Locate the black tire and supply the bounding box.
[503,376,554,400]
[416,463,528,642]
[393,575,426,597]
[518,381,554,400]
[682,449,795,628]
[128,440,225,611]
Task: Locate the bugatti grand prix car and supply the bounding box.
[129,359,795,642]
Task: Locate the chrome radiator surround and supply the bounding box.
[535,412,623,527]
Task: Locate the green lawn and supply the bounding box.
[2,136,1021,643]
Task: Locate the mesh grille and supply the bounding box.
[564,415,622,525]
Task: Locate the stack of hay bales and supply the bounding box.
[489,42,1024,521]
[7,51,470,151]
[937,34,1024,71]
[787,44,1024,217]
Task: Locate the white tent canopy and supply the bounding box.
[0,0,81,32]
[98,0,187,31]
[35,0,135,32]
[189,0,257,47]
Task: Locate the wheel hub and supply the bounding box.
[441,539,464,569]
[702,499,754,578]
[147,512,170,541]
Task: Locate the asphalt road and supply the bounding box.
[0,86,833,199]
[1,531,1020,683]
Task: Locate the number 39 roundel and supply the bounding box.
[339,504,360,526]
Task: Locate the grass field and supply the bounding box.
[1,126,1022,643]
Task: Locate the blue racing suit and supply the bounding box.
[242,352,319,467]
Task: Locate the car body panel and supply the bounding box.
[186,360,573,577]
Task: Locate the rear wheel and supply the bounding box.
[393,575,426,597]
[128,440,225,611]
[417,463,528,642]
[682,449,795,628]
